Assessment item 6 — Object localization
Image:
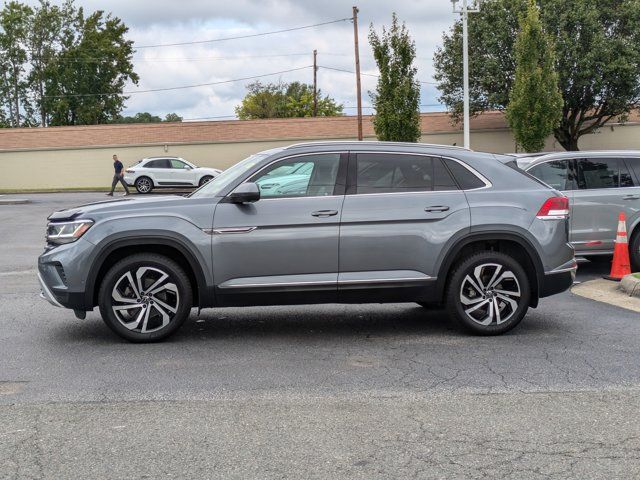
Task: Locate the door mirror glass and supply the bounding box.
[228,182,260,203]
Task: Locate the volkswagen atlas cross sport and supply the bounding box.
[38,141,576,342]
[524,151,640,270]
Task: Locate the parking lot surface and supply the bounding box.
[1,193,639,478]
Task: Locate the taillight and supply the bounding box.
[536,196,569,220]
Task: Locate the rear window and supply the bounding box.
[528,160,573,190]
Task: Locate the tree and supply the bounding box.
[109,112,183,123]
[164,112,182,122]
[505,0,562,152]
[44,8,138,125]
[368,13,421,142]
[27,0,73,126]
[434,0,640,151]
[0,1,33,127]
[235,80,343,119]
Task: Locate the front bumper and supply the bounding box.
[38,271,63,308]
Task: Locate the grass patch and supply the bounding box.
[633,273,640,280]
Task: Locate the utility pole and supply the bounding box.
[313,49,318,117]
[452,0,481,149]
[352,6,363,140]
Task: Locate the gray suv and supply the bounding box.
[38,142,576,342]
[525,151,640,270]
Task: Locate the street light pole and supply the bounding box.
[452,0,480,149]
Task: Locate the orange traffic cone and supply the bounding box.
[604,212,632,281]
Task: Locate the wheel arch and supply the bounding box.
[436,231,544,307]
[86,236,212,309]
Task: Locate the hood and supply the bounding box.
[47,195,192,222]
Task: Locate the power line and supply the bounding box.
[52,52,317,64]
[136,17,352,49]
[319,65,438,85]
[43,65,312,98]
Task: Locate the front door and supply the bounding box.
[338,152,471,302]
[212,152,347,306]
[167,158,197,186]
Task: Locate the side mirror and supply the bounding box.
[228,182,260,204]
[183,165,192,170]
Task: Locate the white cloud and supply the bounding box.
[26,0,457,119]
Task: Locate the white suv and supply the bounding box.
[124,157,222,194]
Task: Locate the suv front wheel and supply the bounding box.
[98,253,193,342]
[446,251,531,335]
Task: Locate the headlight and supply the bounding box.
[46,220,94,245]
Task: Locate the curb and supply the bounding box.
[618,274,640,298]
[0,197,30,205]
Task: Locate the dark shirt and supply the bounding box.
[114,160,124,174]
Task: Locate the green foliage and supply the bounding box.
[109,112,183,124]
[434,0,640,151]
[368,13,421,142]
[235,81,343,120]
[0,0,137,127]
[505,0,562,152]
[0,1,33,127]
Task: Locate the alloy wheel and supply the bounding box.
[459,263,521,326]
[136,178,152,193]
[111,266,179,333]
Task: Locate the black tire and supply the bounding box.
[630,230,640,272]
[198,175,214,187]
[98,253,193,342]
[445,251,531,335]
[135,176,153,194]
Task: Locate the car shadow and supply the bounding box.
[48,303,545,345]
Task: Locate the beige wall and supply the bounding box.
[2,123,640,191]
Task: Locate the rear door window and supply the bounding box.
[146,159,170,169]
[527,160,573,191]
[355,153,439,194]
[577,158,632,189]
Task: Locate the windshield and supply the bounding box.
[189,153,268,198]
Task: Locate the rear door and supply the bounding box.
[144,158,171,184]
[571,157,638,253]
[338,151,470,302]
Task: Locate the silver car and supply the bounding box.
[525,151,640,270]
[38,141,575,342]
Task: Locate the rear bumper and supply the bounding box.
[540,262,577,298]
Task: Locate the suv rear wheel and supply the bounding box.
[630,230,640,272]
[135,176,153,194]
[446,251,530,335]
[98,253,193,342]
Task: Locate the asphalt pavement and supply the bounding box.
[1,193,639,479]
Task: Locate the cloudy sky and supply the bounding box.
[32,0,458,120]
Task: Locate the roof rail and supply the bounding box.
[284,140,471,151]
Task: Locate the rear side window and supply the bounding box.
[528,160,573,191]
[577,158,634,189]
[442,158,486,190]
[145,159,170,168]
[355,153,457,194]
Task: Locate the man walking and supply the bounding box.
[107,154,130,196]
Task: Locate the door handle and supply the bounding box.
[424,206,450,212]
[623,195,640,200]
[311,210,339,217]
